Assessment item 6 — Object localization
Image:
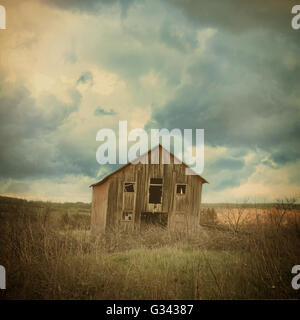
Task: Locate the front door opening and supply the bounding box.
[149,178,163,204]
[149,185,162,204]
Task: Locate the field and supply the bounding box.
[0,196,299,300]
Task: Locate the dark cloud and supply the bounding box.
[270,151,300,166]
[77,71,93,86]
[203,152,259,191]
[148,30,300,166]
[213,177,241,191]
[160,19,198,53]
[54,133,100,178]
[0,77,89,179]
[94,107,116,116]
[167,0,298,35]
[210,158,245,171]
[45,0,138,17]
[1,0,299,199]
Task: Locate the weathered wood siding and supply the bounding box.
[91,180,109,234]
[102,147,203,231]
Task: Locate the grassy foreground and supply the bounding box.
[0,197,299,299]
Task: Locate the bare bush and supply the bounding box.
[268,197,298,232]
[222,204,250,234]
[199,208,218,226]
[0,198,300,299]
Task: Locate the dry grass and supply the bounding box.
[0,198,299,300]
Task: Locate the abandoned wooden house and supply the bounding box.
[90,144,208,233]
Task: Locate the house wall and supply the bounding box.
[104,152,204,231]
[91,179,109,234]
[106,164,137,231]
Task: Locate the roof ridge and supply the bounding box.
[90,143,208,187]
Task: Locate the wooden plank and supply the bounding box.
[93,144,205,233]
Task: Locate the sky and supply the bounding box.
[0,0,299,203]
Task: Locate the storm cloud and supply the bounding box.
[94,107,117,116]
[149,29,300,167]
[0,0,299,201]
[167,0,298,35]
[45,0,138,17]
[0,75,100,179]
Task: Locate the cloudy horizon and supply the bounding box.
[0,0,299,203]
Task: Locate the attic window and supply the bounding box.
[122,211,133,221]
[124,182,135,192]
[176,184,186,195]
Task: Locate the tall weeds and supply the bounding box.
[0,201,299,299]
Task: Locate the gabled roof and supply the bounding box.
[90,144,208,187]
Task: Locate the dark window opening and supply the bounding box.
[149,185,162,204]
[122,211,133,221]
[176,184,186,195]
[124,182,134,192]
[150,178,163,184]
[149,178,163,204]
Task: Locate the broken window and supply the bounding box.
[176,184,186,195]
[124,182,135,192]
[149,178,163,204]
[122,211,133,221]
